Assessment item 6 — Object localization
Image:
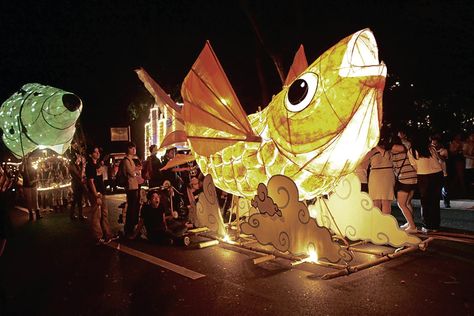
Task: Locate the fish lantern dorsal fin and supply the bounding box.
[284,44,309,87]
[181,41,260,156]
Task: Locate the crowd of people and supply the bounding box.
[1,127,474,249]
[65,141,205,245]
[356,128,474,234]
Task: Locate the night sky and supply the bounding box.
[1,0,473,155]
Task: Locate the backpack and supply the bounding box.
[116,157,130,188]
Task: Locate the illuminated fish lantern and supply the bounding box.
[0,83,82,158]
[180,29,387,200]
[136,29,385,200]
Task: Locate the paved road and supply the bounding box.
[1,195,473,315]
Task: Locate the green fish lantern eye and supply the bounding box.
[285,72,318,112]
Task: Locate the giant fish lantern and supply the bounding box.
[180,28,387,200]
[0,83,82,158]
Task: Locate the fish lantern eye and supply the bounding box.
[285,72,318,112]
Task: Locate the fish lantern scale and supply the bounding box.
[181,29,386,200]
[0,83,82,158]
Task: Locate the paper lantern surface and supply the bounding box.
[308,173,421,247]
[240,174,352,263]
[0,83,82,158]
[181,29,386,200]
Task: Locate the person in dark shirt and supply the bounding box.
[141,190,188,245]
[147,144,164,189]
[68,141,87,220]
[85,146,116,245]
[160,147,180,189]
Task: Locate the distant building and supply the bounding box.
[143,102,186,159]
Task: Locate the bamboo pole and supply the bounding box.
[342,246,390,256]
[203,232,348,270]
[253,255,276,265]
[321,239,432,280]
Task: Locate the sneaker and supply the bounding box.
[95,238,105,246]
[109,234,120,241]
[421,227,438,234]
[404,227,418,234]
[79,215,88,221]
[400,223,409,230]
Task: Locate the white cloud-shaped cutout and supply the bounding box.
[308,173,421,247]
[196,174,226,237]
[241,175,352,263]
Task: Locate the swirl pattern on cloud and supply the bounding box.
[241,175,352,263]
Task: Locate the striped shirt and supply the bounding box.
[392,150,417,184]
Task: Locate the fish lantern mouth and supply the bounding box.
[339,29,387,79]
[62,94,82,112]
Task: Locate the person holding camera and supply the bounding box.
[86,145,117,245]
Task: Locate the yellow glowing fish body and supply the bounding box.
[181,29,387,200]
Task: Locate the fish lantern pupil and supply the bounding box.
[288,79,308,105]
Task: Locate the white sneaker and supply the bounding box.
[404,227,418,234]
[400,223,409,230]
[421,227,438,234]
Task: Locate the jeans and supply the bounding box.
[417,172,443,229]
[91,194,111,240]
[125,189,140,236]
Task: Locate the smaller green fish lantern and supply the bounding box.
[0,83,82,158]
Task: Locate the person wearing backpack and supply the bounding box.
[123,142,140,238]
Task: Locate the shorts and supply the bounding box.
[395,180,416,193]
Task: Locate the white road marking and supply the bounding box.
[107,241,205,280]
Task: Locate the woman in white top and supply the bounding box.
[408,134,443,233]
[369,137,395,214]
